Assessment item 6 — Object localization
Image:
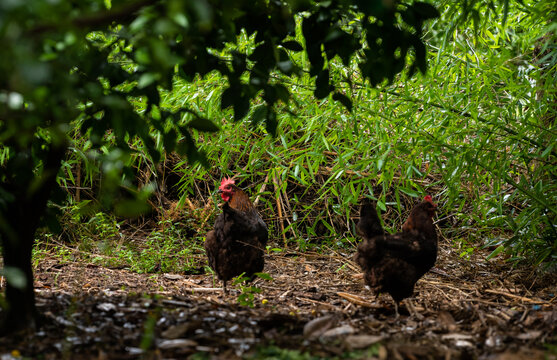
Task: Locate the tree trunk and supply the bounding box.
[1,220,37,334]
[0,143,65,335]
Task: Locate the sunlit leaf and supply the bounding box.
[486,245,505,260]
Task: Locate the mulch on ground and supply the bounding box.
[1,240,555,359]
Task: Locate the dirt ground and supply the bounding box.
[1,241,556,359]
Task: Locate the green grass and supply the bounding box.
[187,344,380,360]
[34,207,207,274]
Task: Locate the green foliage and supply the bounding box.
[160,0,555,267]
[1,0,437,198]
[56,203,123,253]
[125,220,205,274]
[233,272,273,308]
[190,344,380,360]
[35,204,206,274]
[248,347,320,360]
[417,0,557,266]
[0,267,27,290]
[246,344,380,360]
[140,308,159,352]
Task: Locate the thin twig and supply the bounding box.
[273,173,288,247]
[485,289,550,305]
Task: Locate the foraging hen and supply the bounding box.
[205,177,268,294]
[354,196,438,316]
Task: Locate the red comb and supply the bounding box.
[219,177,235,188]
[424,195,433,202]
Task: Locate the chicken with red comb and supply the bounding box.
[205,177,268,294]
[355,196,438,317]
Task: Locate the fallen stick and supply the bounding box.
[295,296,337,309]
[485,289,550,304]
[184,287,223,293]
[337,292,381,308]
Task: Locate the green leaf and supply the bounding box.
[251,106,267,126]
[263,85,277,104]
[314,69,332,99]
[281,40,304,52]
[277,59,294,75]
[220,86,235,109]
[265,107,278,136]
[501,0,509,27]
[412,2,440,20]
[541,143,553,158]
[114,199,152,217]
[233,95,250,122]
[332,92,352,112]
[399,188,419,197]
[163,127,178,152]
[275,84,290,103]
[2,267,27,290]
[250,42,276,70]
[176,131,209,168]
[254,272,274,281]
[138,72,158,89]
[43,208,62,234]
[232,272,248,285]
[187,118,220,132]
[187,148,209,168]
[486,245,505,260]
[231,51,247,73]
[221,85,250,121]
[377,147,390,171]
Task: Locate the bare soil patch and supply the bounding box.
[1,241,556,359]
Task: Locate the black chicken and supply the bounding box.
[354,196,438,316]
[205,177,268,294]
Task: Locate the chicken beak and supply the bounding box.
[217,189,223,194]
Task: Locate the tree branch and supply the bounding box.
[30,0,158,35]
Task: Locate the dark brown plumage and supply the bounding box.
[205,178,268,294]
[354,196,438,316]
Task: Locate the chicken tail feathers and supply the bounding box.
[357,201,384,239]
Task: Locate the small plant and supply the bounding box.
[232,272,273,308]
[456,237,477,260]
[140,309,159,352]
[266,246,283,253]
[247,346,318,360]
